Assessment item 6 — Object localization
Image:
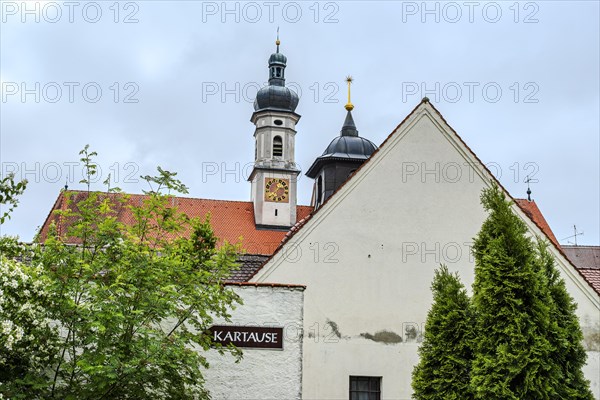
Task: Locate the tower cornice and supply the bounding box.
[250,109,301,124]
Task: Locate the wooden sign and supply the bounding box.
[209,325,284,349]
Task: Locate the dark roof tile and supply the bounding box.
[562,246,600,270]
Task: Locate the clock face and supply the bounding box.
[264,178,290,203]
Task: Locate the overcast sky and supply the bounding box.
[1,1,598,245]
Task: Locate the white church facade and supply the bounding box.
[40,40,600,399]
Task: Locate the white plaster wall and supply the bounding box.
[203,285,304,400]
[252,103,600,399]
[585,351,600,398]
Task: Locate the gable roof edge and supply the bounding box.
[249,100,600,302]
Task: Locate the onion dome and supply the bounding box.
[254,85,299,112]
[268,51,287,66]
[253,37,299,113]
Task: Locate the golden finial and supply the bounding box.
[275,27,280,50]
[345,75,354,111]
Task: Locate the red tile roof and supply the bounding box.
[513,201,599,295]
[562,246,600,295]
[38,191,312,256]
[514,199,560,247]
[577,269,600,294]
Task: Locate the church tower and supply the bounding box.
[249,37,301,228]
[306,77,377,209]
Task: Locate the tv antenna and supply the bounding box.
[562,225,584,246]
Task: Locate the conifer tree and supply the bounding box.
[412,265,473,400]
[536,240,593,399]
[470,185,555,399]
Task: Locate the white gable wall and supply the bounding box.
[251,103,600,399]
[203,285,304,400]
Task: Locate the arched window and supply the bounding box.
[317,176,323,204]
[273,136,283,157]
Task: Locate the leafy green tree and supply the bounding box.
[0,255,61,399]
[0,173,27,224]
[2,146,242,399]
[412,265,474,400]
[0,172,28,257]
[536,240,593,399]
[470,185,556,400]
[1,172,60,399]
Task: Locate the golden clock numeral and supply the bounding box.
[264,178,289,202]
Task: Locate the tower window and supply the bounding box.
[317,176,323,204]
[276,67,282,77]
[273,136,283,157]
[274,119,283,126]
[275,209,278,216]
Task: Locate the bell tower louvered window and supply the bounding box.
[273,136,283,157]
[317,175,323,205]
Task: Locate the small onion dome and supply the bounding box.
[269,51,287,66]
[254,85,299,112]
[321,135,377,159]
[305,135,377,178]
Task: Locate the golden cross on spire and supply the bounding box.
[345,75,354,111]
[276,27,280,51]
